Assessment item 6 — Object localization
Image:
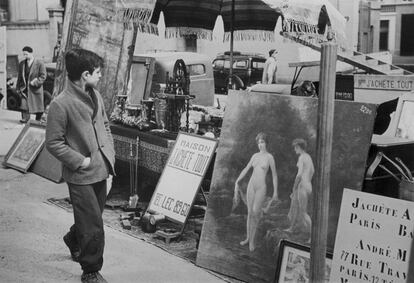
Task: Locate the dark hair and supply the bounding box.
[268,49,276,57]
[22,46,33,53]
[255,132,268,144]
[292,138,307,151]
[65,49,104,81]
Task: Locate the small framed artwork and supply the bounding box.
[3,121,46,173]
[275,240,333,283]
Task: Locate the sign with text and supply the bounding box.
[147,133,217,224]
[336,75,354,101]
[355,74,414,91]
[330,189,414,283]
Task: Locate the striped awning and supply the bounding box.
[150,0,280,41]
[221,0,281,41]
[146,0,347,48]
[151,0,222,40]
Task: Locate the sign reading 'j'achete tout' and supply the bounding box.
[330,189,414,283]
[147,132,217,225]
[355,74,414,91]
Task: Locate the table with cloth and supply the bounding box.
[110,123,176,202]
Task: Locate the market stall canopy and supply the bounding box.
[150,0,280,41]
[116,0,157,23]
[263,0,347,49]
[146,0,347,49]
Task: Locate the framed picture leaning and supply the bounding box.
[3,121,46,173]
[275,240,333,283]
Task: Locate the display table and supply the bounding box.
[364,134,414,198]
[110,123,177,201]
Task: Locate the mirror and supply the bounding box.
[125,56,155,106]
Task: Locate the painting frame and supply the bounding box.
[196,91,376,283]
[275,240,333,283]
[126,56,156,106]
[3,120,46,173]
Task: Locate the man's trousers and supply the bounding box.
[67,180,107,273]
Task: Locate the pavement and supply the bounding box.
[0,107,227,283]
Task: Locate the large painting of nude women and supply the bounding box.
[196,91,376,283]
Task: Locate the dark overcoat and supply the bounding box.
[45,79,115,185]
[16,58,46,113]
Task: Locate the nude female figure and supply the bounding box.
[233,132,280,251]
[285,138,314,240]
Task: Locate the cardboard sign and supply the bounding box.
[147,132,217,224]
[355,74,414,91]
[330,189,414,283]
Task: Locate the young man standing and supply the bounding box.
[46,49,115,283]
[16,46,46,122]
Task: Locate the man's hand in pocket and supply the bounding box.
[30,78,38,86]
[79,157,91,169]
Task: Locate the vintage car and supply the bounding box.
[212,51,267,94]
[131,51,215,106]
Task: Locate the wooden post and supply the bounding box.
[228,0,235,89]
[407,240,414,282]
[309,41,337,283]
[122,24,138,97]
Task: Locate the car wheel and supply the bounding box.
[43,90,52,108]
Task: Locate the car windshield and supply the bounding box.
[213,59,249,69]
[252,60,265,69]
[233,60,248,69]
[187,64,206,76]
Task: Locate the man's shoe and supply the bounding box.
[81,271,108,283]
[63,234,80,262]
[19,119,28,123]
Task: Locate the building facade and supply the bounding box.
[359,0,414,65]
[0,0,64,77]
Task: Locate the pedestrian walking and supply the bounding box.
[46,48,115,283]
[16,46,46,122]
[261,49,278,84]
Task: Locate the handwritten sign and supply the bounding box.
[147,133,217,224]
[355,74,414,91]
[330,189,414,283]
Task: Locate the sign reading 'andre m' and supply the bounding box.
[147,133,217,225]
[330,189,414,283]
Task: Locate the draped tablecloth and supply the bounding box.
[110,123,176,201]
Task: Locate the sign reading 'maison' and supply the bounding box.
[147,133,217,225]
